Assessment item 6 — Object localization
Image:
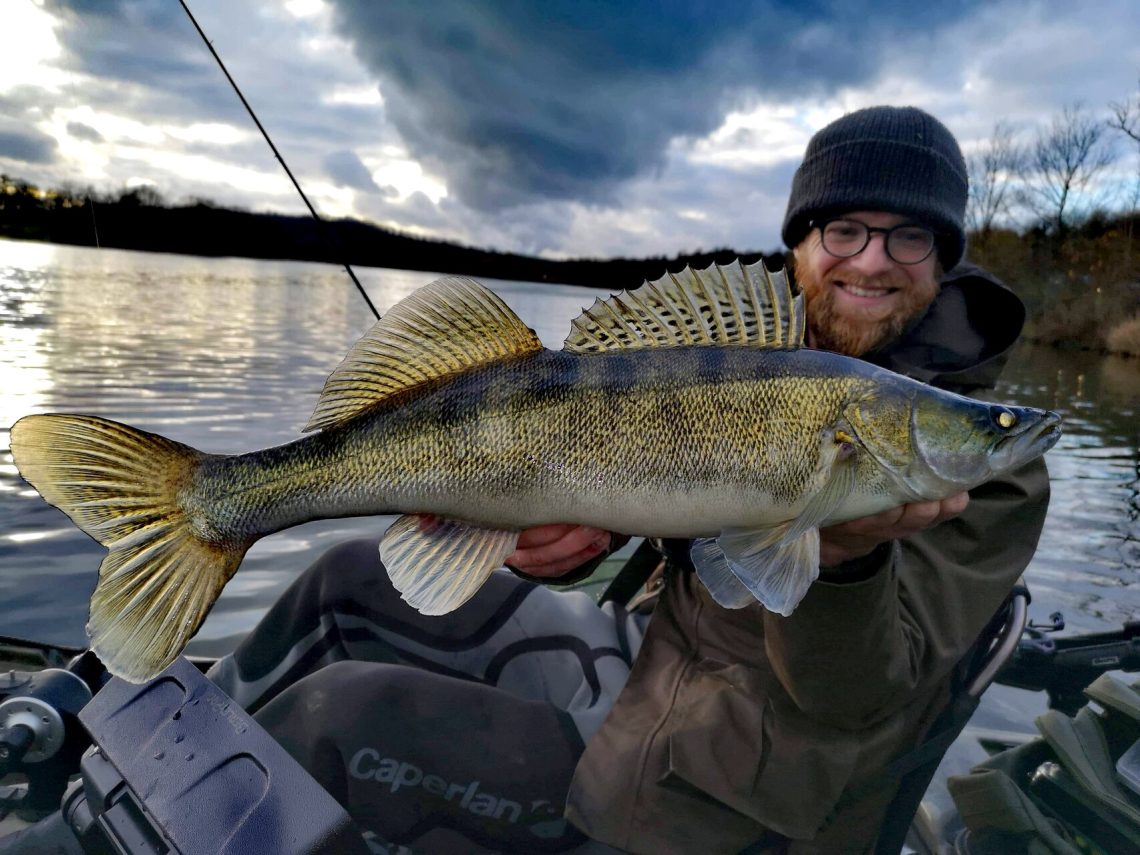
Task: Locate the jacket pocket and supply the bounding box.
[660,658,860,839]
[659,660,768,816]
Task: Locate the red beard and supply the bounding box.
[795,262,939,357]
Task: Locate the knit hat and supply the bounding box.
[781,106,968,269]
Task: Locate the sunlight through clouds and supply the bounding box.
[50,105,165,147]
[685,105,816,169]
[324,86,384,107]
[139,148,291,198]
[300,179,356,219]
[368,158,448,204]
[38,107,254,188]
[284,0,326,18]
[0,0,69,92]
[165,123,249,146]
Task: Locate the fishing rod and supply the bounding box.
[176,0,380,320]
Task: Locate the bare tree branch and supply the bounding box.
[1108,76,1140,145]
[1109,76,1140,255]
[967,120,1023,236]
[1020,103,1115,234]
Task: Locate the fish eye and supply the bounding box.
[991,408,1017,430]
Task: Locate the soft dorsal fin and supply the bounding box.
[305,276,542,432]
[563,259,804,354]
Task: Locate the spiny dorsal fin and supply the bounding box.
[305,276,542,432]
[563,259,804,354]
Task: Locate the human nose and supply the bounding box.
[846,231,895,275]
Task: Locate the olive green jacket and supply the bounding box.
[565,265,1053,853]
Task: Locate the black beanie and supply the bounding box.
[781,106,968,269]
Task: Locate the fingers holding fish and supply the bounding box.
[506,524,612,578]
[934,491,970,521]
[818,492,971,568]
[896,492,971,530]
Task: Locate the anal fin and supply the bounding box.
[381,514,519,615]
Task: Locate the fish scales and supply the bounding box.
[188,346,873,544]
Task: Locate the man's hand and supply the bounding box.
[505,524,612,578]
[818,492,969,568]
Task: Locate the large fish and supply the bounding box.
[11,261,1060,682]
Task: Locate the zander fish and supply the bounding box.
[10,261,1061,682]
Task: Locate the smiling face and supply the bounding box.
[793,210,941,357]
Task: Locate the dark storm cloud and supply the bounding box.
[326,0,980,212]
[0,128,58,164]
[464,152,803,259]
[66,122,103,143]
[38,1,401,182]
[39,1,360,146]
[323,149,380,192]
[42,0,227,117]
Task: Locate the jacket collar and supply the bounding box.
[860,261,1025,393]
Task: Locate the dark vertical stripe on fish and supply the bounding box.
[531,350,581,405]
[695,346,728,385]
[596,351,639,413]
[438,364,495,428]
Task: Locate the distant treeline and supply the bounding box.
[4,174,1140,355]
[0,176,780,290]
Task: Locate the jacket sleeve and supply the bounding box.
[760,457,1051,729]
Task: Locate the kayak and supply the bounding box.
[0,637,368,854]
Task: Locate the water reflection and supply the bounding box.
[994,344,1140,632]
[0,238,1136,658]
[0,262,54,427]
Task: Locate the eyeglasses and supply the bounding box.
[814,218,937,265]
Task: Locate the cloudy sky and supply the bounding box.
[3,0,1139,260]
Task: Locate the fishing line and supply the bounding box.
[176,0,380,320]
[87,194,100,248]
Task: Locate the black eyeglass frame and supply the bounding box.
[811,217,939,265]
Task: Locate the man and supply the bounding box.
[207,106,1049,854]
[561,106,1050,854]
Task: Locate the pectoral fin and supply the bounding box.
[381,514,519,615]
[693,449,858,616]
[712,526,821,617]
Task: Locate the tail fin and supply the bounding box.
[10,414,247,682]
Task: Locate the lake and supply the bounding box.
[1,237,1137,738]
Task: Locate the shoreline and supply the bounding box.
[4,232,1135,358]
